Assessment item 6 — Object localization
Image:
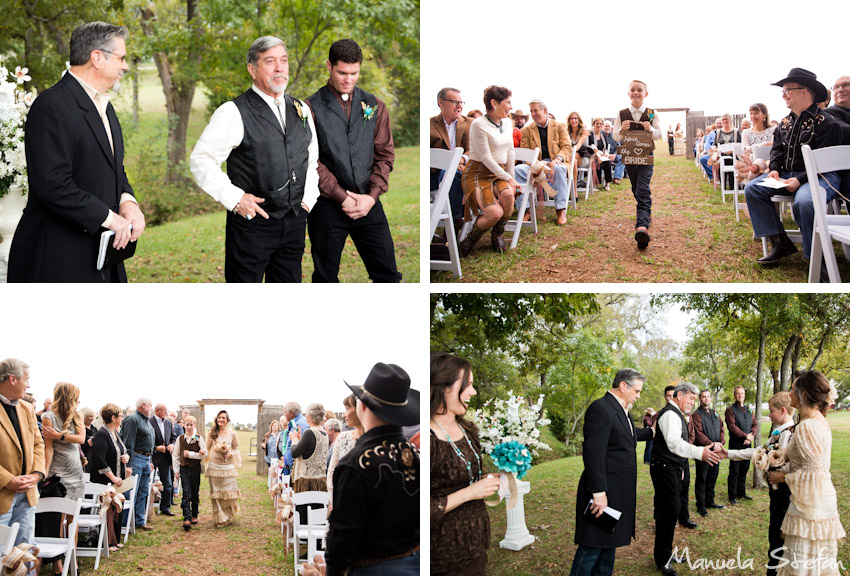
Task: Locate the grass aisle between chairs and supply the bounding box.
[432,148,850,282]
[484,410,850,576]
[77,430,291,575]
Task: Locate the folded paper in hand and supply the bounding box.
[756,177,792,190]
[583,498,622,533]
[97,225,137,271]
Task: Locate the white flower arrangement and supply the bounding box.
[471,393,552,457]
[0,56,36,198]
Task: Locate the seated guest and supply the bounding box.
[740,119,751,131]
[588,118,614,191]
[430,87,472,237]
[823,75,850,199]
[458,85,520,256]
[514,100,573,225]
[699,119,723,181]
[708,113,741,189]
[567,112,592,188]
[818,88,832,109]
[511,109,528,148]
[467,109,484,119]
[744,68,842,268]
[603,121,625,184]
[693,129,705,157]
[742,103,775,151]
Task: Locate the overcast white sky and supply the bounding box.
[422,0,847,131]
[1,285,424,426]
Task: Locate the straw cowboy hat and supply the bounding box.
[345,363,419,426]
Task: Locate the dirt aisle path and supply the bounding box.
[431,150,838,283]
[78,432,289,575]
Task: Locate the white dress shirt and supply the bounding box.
[657,401,706,461]
[67,70,137,228]
[614,103,662,141]
[728,419,794,471]
[189,84,319,212]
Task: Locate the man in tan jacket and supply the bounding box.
[0,358,45,547]
[515,100,573,225]
[430,87,472,235]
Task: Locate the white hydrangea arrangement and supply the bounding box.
[0,58,36,198]
[471,393,552,457]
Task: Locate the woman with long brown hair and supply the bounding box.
[567,111,592,187]
[41,382,85,576]
[326,394,364,510]
[742,103,775,151]
[766,370,845,575]
[205,410,241,527]
[430,353,500,576]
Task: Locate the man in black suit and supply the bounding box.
[571,368,654,576]
[8,21,145,282]
[652,382,726,576]
[150,403,176,516]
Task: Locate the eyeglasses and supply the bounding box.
[98,49,126,63]
[440,98,465,107]
[781,87,806,96]
[833,82,850,92]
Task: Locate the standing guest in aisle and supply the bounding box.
[121,397,155,531]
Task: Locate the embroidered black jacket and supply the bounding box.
[325,425,419,576]
[770,103,843,185]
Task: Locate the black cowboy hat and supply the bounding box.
[771,67,828,103]
[345,363,419,426]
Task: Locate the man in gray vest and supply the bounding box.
[688,389,725,517]
[651,382,725,576]
[190,36,319,282]
[307,39,401,283]
[724,385,757,503]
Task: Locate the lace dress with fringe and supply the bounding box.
[206,430,241,525]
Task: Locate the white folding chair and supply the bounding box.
[34,497,82,576]
[120,474,137,543]
[429,147,464,278]
[76,483,112,570]
[575,153,594,200]
[291,491,329,576]
[802,144,850,282]
[0,521,19,557]
[507,147,540,249]
[718,143,744,219]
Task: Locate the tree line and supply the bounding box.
[431,293,850,455]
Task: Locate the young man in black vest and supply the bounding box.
[688,389,726,517]
[724,385,758,503]
[651,382,725,576]
[307,39,401,282]
[190,36,319,282]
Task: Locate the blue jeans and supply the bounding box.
[700,154,713,181]
[626,164,654,228]
[570,545,616,576]
[0,491,36,546]
[613,155,625,180]
[514,162,570,210]
[430,169,463,219]
[347,550,419,576]
[744,171,841,260]
[129,452,152,527]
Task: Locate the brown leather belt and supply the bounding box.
[134,450,151,456]
[350,545,419,568]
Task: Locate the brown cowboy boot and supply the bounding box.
[490,217,509,253]
[458,222,484,257]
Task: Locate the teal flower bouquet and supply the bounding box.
[490,440,532,480]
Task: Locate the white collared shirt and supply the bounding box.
[189,84,319,212]
[443,117,457,151]
[657,401,706,461]
[67,70,137,228]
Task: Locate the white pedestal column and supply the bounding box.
[499,478,535,550]
[0,185,26,283]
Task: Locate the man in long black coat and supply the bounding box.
[8,21,145,282]
[571,368,654,576]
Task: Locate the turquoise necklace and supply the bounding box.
[433,419,481,485]
[485,113,503,133]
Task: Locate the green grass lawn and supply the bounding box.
[109,69,419,282]
[482,411,850,576]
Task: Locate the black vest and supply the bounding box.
[228,90,311,218]
[729,403,753,449]
[651,403,688,467]
[696,406,721,444]
[308,85,378,195]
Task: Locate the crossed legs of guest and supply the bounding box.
[459,185,514,256]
